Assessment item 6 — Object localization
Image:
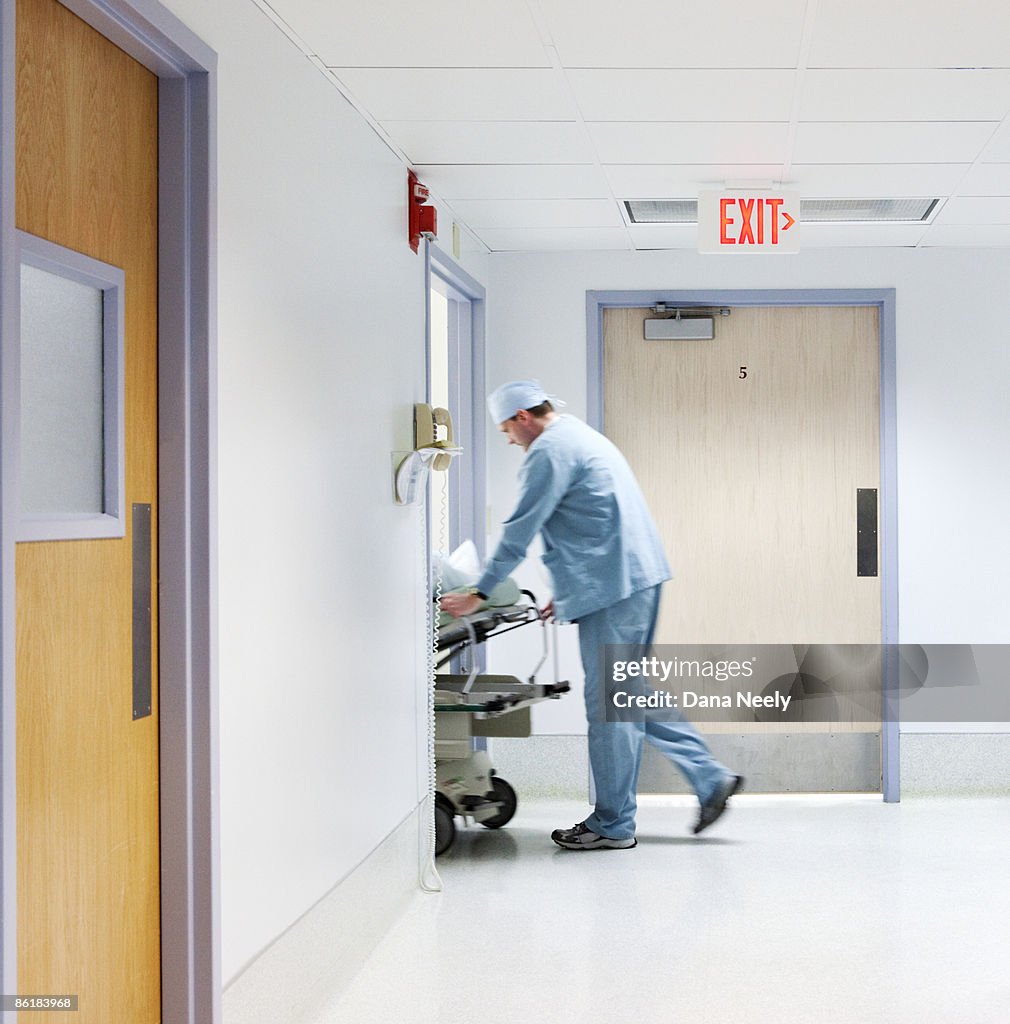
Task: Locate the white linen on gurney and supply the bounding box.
[434,541,524,626]
[432,540,481,592]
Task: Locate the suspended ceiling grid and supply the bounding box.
[253,0,1010,252]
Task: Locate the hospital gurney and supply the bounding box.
[434,588,569,855]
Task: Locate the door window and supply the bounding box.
[17,232,125,540]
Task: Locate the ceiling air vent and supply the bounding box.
[624,198,939,224]
[799,198,938,222]
[625,200,698,223]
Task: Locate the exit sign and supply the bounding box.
[698,190,800,254]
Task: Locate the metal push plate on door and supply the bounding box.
[856,488,878,577]
[132,502,152,719]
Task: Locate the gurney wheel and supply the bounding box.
[434,796,455,856]
[480,776,517,830]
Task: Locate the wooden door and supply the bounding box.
[604,305,882,790]
[15,0,160,1020]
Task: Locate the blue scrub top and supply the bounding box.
[475,415,672,622]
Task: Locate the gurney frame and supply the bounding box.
[433,590,569,855]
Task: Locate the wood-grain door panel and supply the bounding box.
[604,305,881,738]
[16,0,160,1020]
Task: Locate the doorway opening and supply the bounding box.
[427,245,486,564]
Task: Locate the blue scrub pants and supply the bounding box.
[579,585,730,840]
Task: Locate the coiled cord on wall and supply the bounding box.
[418,480,448,893]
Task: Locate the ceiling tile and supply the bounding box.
[787,163,968,197]
[933,197,1010,225]
[793,122,997,164]
[808,0,1010,69]
[568,70,795,122]
[448,198,624,229]
[801,70,1010,122]
[604,164,971,200]
[957,164,1010,196]
[270,0,549,67]
[379,121,593,165]
[589,123,789,165]
[330,69,573,121]
[415,164,611,200]
[981,122,1010,163]
[920,225,1010,246]
[539,0,807,68]
[605,165,786,198]
[475,227,633,251]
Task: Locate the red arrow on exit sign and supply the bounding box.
[698,190,801,254]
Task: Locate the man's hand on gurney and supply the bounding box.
[439,591,483,619]
[540,599,556,622]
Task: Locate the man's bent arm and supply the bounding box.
[475,447,569,596]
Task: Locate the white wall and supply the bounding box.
[160,0,486,984]
[124,0,1009,974]
[484,247,1010,735]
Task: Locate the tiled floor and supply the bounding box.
[316,795,1010,1023]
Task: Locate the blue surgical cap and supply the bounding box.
[487,379,566,425]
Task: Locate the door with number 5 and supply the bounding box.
[603,304,882,793]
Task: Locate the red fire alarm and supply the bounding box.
[408,170,437,253]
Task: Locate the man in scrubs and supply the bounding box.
[440,380,742,850]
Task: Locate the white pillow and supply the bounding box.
[432,539,481,592]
